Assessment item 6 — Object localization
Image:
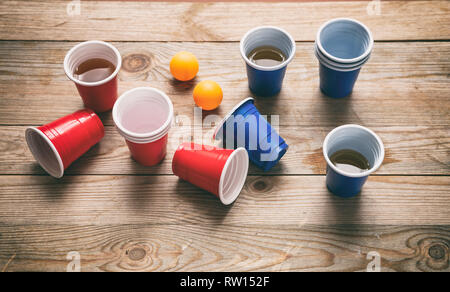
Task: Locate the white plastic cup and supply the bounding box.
[112,87,174,166]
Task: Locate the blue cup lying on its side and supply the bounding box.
[214,98,288,171]
[240,26,296,97]
[315,18,373,98]
[323,124,384,197]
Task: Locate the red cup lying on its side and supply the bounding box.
[113,87,174,166]
[64,40,122,112]
[25,109,105,178]
[172,143,249,205]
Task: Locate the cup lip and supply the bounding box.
[240,26,296,72]
[314,42,370,70]
[316,18,374,64]
[213,97,255,140]
[112,87,173,143]
[218,147,249,205]
[314,48,365,72]
[64,40,122,87]
[322,124,385,178]
[25,127,64,178]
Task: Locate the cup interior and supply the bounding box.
[25,128,64,178]
[113,87,173,143]
[219,147,249,205]
[64,41,121,86]
[214,97,255,141]
[318,19,373,62]
[323,125,384,177]
[241,27,295,70]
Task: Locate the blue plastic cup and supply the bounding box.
[318,63,361,99]
[323,124,384,197]
[315,18,373,98]
[240,26,296,97]
[214,98,288,171]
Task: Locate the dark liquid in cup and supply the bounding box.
[330,149,371,174]
[248,46,286,67]
[73,58,116,82]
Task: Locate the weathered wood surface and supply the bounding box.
[0,1,449,272]
[0,224,448,272]
[0,41,449,126]
[1,125,449,175]
[0,1,449,41]
[0,175,448,226]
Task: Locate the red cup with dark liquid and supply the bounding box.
[64,40,122,112]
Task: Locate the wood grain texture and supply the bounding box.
[0,224,448,272]
[0,1,449,41]
[1,125,449,175]
[0,1,449,272]
[0,175,448,226]
[0,41,449,126]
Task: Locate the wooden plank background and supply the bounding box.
[0,0,449,272]
[1,1,449,41]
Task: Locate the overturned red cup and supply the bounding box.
[25,109,105,178]
[113,87,174,166]
[64,41,122,112]
[172,143,249,205]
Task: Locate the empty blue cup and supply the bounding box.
[240,26,296,97]
[323,124,384,197]
[315,18,373,98]
[319,63,361,99]
[214,98,288,171]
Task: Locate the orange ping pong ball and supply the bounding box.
[170,51,199,81]
[193,80,223,111]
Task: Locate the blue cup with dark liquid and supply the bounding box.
[315,18,373,98]
[323,124,384,197]
[240,26,296,97]
[214,98,288,171]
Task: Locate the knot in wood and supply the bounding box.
[122,53,152,73]
[253,179,268,192]
[428,244,446,260]
[128,247,147,261]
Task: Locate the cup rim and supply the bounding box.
[316,18,374,64]
[25,127,64,178]
[112,87,173,143]
[240,26,296,72]
[314,42,370,70]
[322,124,384,178]
[218,147,249,205]
[213,97,255,140]
[64,40,122,87]
[314,48,365,72]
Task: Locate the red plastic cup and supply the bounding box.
[64,41,122,112]
[113,87,174,166]
[172,143,249,205]
[25,109,105,178]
